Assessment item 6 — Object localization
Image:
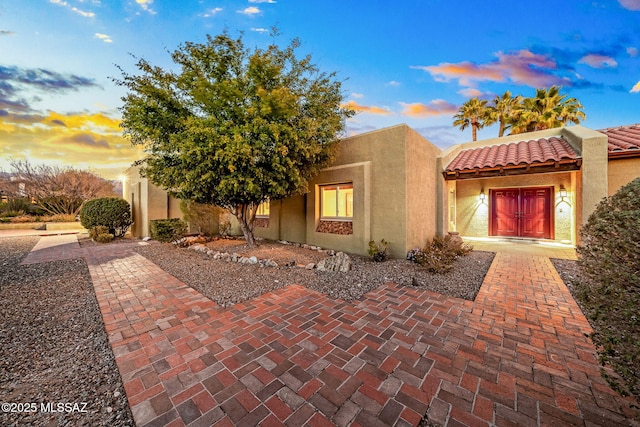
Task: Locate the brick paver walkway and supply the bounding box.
[13,234,640,426]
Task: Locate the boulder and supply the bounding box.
[316,251,351,272]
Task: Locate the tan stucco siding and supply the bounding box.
[306,125,413,257]
[608,157,640,195]
[124,166,184,238]
[405,127,440,252]
[255,195,306,243]
[563,126,608,225]
[455,172,575,243]
[306,161,371,255]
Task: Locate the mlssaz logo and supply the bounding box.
[40,402,88,413]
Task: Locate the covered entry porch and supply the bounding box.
[439,131,588,246]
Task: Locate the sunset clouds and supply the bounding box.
[579,54,618,68]
[400,100,458,118]
[0,64,141,178]
[0,110,143,178]
[413,50,570,88]
[342,100,392,115]
[0,65,100,113]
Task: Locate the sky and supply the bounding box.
[1,0,639,179]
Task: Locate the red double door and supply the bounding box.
[490,187,553,239]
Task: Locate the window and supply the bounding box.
[256,201,270,217]
[321,183,353,219]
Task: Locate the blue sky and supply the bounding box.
[1,0,639,178]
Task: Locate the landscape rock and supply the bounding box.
[316,251,351,272]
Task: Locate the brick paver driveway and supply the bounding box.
[19,233,640,426]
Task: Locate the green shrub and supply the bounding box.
[150,218,187,243]
[79,197,132,237]
[576,177,640,400]
[408,234,473,273]
[89,225,110,240]
[95,233,114,243]
[368,239,390,262]
[180,200,225,237]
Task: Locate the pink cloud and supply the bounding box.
[342,100,392,115]
[413,49,569,88]
[457,88,486,98]
[619,0,640,10]
[579,54,618,68]
[400,100,458,118]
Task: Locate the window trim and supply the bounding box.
[320,182,353,221]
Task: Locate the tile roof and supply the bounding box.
[445,136,578,173]
[599,124,640,157]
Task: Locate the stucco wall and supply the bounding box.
[564,126,609,225]
[123,166,184,238]
[306,161,373,256]
[608,157,640,195]
[254,195,306,243]
[454,172,575,243]
[307,124,439,258]
[405,127,441,250]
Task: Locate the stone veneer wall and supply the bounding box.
[316,220,353,235]
[254,218,269,228]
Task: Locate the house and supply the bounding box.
[123,123,640,258]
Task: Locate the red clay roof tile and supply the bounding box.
[446,136,578,172]
[599,124,640,155]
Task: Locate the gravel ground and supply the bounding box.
[0,236,134,427]
[135,241,496,307]
[550,257,584,311]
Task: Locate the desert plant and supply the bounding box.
[79,197,133,237]
[180,200,225,237]
[9,215,38,223]
[0,210,26,218]
[409,234,473,273]
[150,218,187,243]
[368,239,390,262]
[39,214,77,223]
[95,232,114,243]
[576,177,640,400]
[89,225,110,240]
[3,198,33,214]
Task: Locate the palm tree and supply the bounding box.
[510,86,585,134]
[488,91,522,137]
[453,98,491,141]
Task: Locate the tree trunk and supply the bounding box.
[498,121,505,137]
[232,203,257,247]
[472,124,477,141]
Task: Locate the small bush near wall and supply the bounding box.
[89,225,110,240]
[576,177,640,400]
[80,197,133,237]
[150,218,188,243]
[368,239,390,262]
[407,234,473,273]
[180,200,225,237]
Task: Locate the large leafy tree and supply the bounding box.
[452,98,491,141]
[510,86,585,134]
[116,32,354,246]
